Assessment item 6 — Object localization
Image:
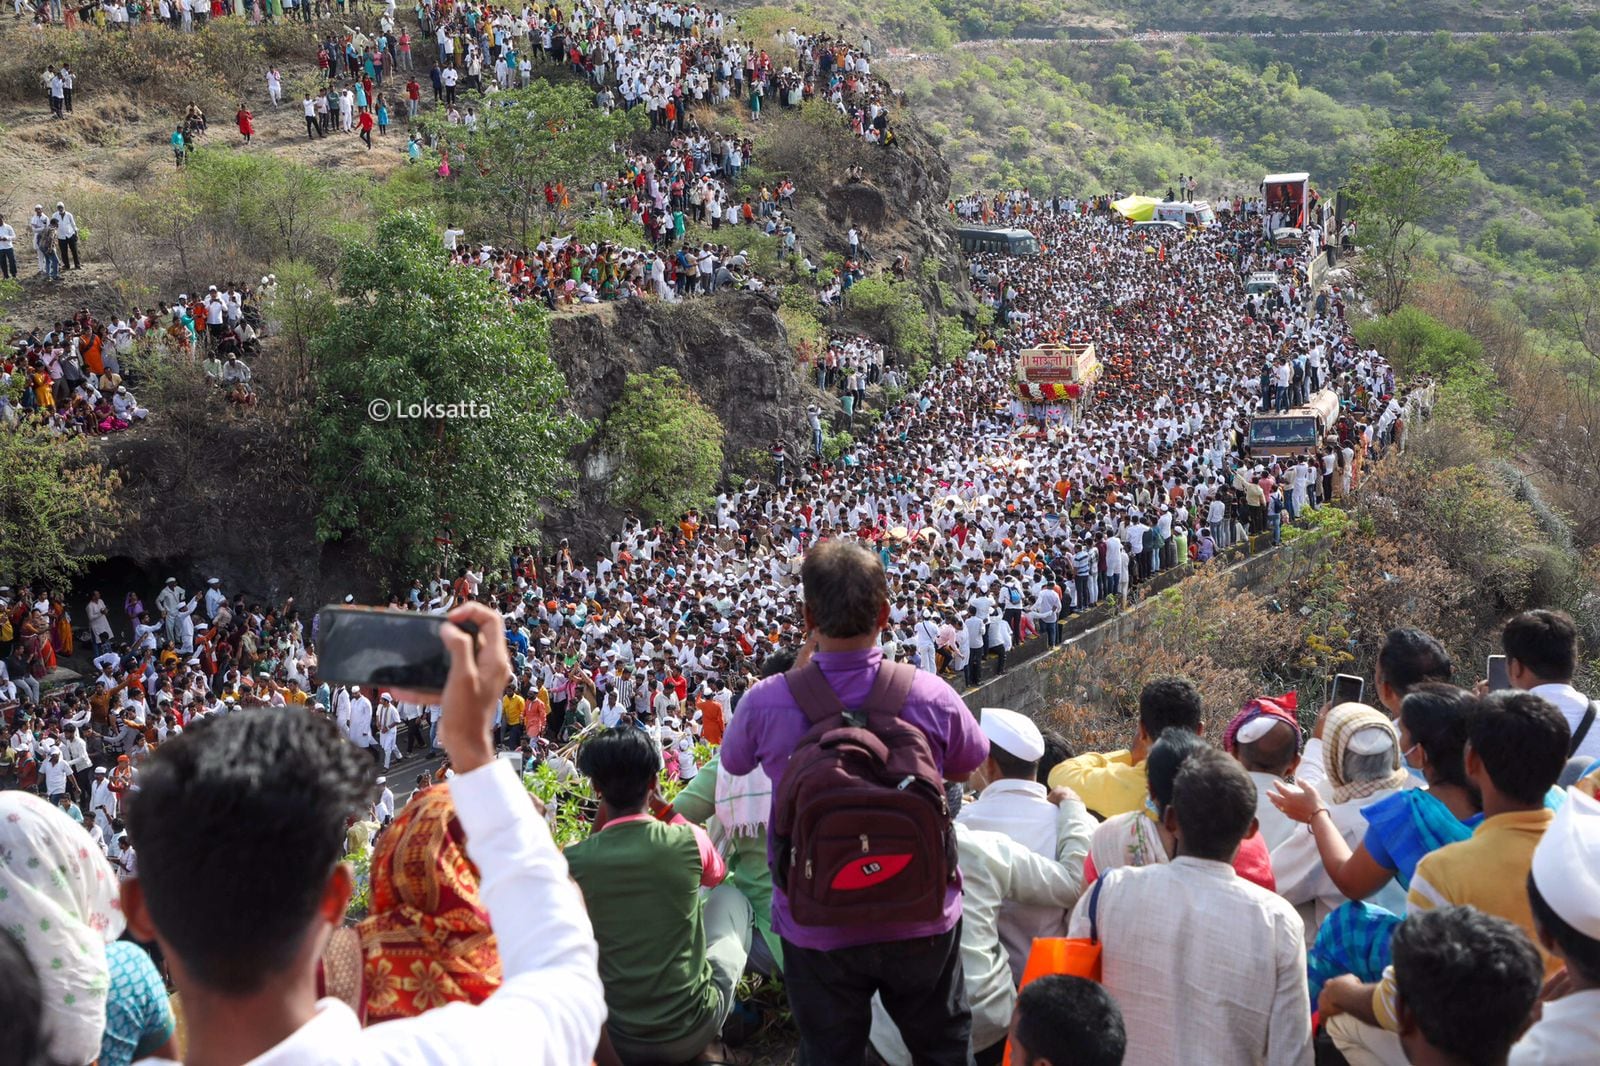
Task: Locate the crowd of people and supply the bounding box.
[4,538,1599,1066]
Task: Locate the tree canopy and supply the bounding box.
[1347,127,1471,314]
[310,209,587,574]
[0,425,122,591]
[602,367,724,522]
[424,82,639,247]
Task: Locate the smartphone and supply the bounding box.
[1330,673,1365,706]
[316,607,467,692]
[1487,654,1510,692]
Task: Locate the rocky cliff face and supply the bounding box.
[542,291,809,549]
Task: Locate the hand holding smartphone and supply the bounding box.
[1487,654,1510,692]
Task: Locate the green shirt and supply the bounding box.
[565,816,718,1044]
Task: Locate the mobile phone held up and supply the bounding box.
[316,607,476,693]
[1330,673,1365,706]
[1487,654,1510,693]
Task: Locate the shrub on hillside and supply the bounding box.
[601,367,725,522]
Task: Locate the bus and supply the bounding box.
[956,226,1040,256]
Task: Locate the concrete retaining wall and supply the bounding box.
[958,533,1334,719]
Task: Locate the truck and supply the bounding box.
[1262,172,1311,235]
[1247,388,1339,458]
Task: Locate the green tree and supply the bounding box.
[425,82,639,246]
[310,210,587,573]
[0,427,123,590]
[1347,127,1471,314]
[601,367,724,521]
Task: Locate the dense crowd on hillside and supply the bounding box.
[9,8,1598,1063]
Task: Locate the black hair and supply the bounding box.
[1528,872,1600,984]
[1146,728,1210,812]
[0,927,51,1066]
[1398,683,1477,792]
[1037,729,1074,787]
[989,742,1039,781]
[759,647,798,679]
[576,727,660,811]
[1501,609,1578,684]
[1390,906,1542,1064]
[1013,974,1126,1066]
[1137,675,1204,738]
[1470,691,1570,806]
[1171,748,1257,861]
[800,540,887,638]
[1378,627,1454,694]
[126,711,371,996]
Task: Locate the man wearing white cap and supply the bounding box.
[156,576,185,645]
[374,776,395,823]
[203,577,226,620]
[348,686,375,755]
[1512,789,1600,1062]
[375,692,400,769]
[959,706,1091,983]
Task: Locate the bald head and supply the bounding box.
[1234,717,1299,777]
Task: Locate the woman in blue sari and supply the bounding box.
[1272,683,1481,1002]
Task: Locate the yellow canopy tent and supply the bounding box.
[1110,195,1160,221]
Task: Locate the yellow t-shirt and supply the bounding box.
[502,693,526,726]
[1046,749,1148,819]
[1373,808,1557,1030]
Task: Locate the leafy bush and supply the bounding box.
[844,275,932,361]
[602,367,725,521]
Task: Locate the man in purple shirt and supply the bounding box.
[722,540,989,1065]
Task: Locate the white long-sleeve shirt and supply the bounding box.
[1069,856,1312,1066]
[137,759,605,1065]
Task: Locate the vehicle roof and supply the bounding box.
[1263,172,1310,184]
[956,226,1034,238]
[1248,271,1279,281]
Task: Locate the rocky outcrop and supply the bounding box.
[541,291,812,549]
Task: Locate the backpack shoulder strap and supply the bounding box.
[783,661,847,727]
[1569,701,1598,758]
[863,660,917,719]
[1087,875,1106,944]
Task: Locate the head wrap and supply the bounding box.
[1222,693,1299,755]
[1323,702,1409,804]
[0,792,125,1066]
[357,787,500,1021]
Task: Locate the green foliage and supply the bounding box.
[570,208,650,250]
[602,367,726,521]
[179,149,348,269]
[0,426,122,591]
[310,209,587,574]
[1347,127,1472,314]
[1354,306,1483,378]
[422,82,640,247]
[823,428,855,463]
[936,315,975,363]
[845,276,932,361]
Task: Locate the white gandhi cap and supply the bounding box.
[979,706,1044,762]
[1530,788,1600,940]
